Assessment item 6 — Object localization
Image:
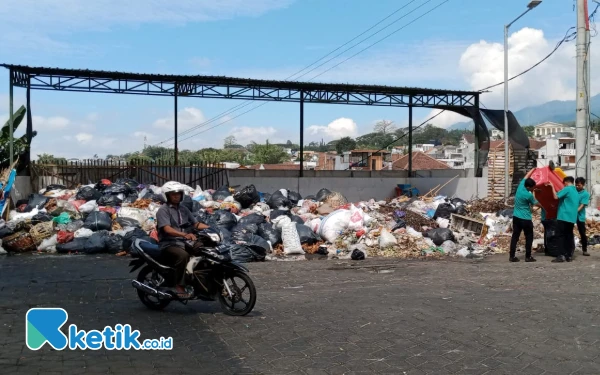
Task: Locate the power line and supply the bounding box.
[153,0,424,146]
[171,0,450,146]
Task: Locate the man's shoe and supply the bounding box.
[509,257,520,262]
[525,257,537,262]
[566,257,573,262]
[583,251,590,256]
[552,256,566,263]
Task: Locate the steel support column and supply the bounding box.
[408,97,413,177]
[174,84,178,166]
[25,75,32,170]
[9,69,14,167]
[299,92,304,178]
[474,95,480,178]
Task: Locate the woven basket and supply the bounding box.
[14,219,33,233]
[324,192,348,209]
[3,231,37,252]
[29,221,55,246]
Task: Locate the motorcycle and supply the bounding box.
[128,227,257,316]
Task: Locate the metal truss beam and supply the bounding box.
[5,65,478,109]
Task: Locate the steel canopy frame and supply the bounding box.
[2,64,480,175]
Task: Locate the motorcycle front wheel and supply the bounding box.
[137,266,171,311]
[218,271,257,316]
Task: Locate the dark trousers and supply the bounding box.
[510,217,534,258]
[161,246,189,286]
[557,220,575,259]
[577,220,588,253]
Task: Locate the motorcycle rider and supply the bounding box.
[156,181,209,298]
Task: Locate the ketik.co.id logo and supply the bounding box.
[26,308,173,350]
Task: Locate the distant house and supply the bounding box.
[391,151,451,171]
[534,122,574,137]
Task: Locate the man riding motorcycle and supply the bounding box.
[155,181,209,299]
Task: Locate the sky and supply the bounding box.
[0,0,591,159]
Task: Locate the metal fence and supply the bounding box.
[29,160,229,192]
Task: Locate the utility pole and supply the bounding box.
[586,23,592,191]
[575,0,589,180]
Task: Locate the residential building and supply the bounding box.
[391,151,451,171]
[347,149,391,170]
[534,122,574,137]
[459,134,476,169]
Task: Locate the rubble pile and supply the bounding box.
[0,178,579,262]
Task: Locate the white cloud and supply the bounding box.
[75,133,93,144]
[31,115,70,130]
[153,107,206,131]
[308,117,358,140]
[86,113,100,122]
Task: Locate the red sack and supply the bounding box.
[150,229,159,242]
[71,200,87,210]
[57,230,74,244]
[99,207,116,216]
[530,167,565,220]
[101,179,111,186]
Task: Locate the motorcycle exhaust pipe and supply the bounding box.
[131,280,172,299]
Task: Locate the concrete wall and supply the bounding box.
[228,168,488,202]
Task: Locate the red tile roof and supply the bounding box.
[462,134,475,144]
[392,152,451,170]
[247,163,301,170]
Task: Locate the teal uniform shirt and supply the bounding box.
[513,179,538,221]
[557,185,579,224]
[578,189,590,222]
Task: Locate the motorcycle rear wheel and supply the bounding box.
[218,271,256,316]
[137,266,171,311]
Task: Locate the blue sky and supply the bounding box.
[0,0,585,159]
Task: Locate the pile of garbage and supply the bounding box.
[0,178,560,261]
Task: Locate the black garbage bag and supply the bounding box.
[295,224,321,245]
[455,205,468,216]
[116,217,141,229]
[450,198,466,206]
[32,212,54,224]
[45,184,66,193]
[115,178,139,192]
[234,185,260,209]
[589,235,600,246]
[433,203,456,220]
[83,211,112,231]
[83,231,109,254]
[103,183,131,195]
[98,194,123,207]
[543,220,561,257]
[291,215,305,225]
[76,186,102,202]
[262,192,272,203]
[238,213,265,227]
[267,190,292,210]
[123,193,139,204]
[228,244,266,263]
[316,188,332,202]
[287,190,302,205]
[181,195,194,212]
[94,180,111,192]
[231,223,259,240]
[194,211,219,228]
[0,226,14,238]
[213,210,237,231]
[213,186,231,201]
[303,195,317,201]
[234,233,271,254]
[192,201,201,213]
[424,228,455,246]
[105,234,124,254]
[123,228,157,251]
[217,228,233,244]
[270,209,291,221]
[142,192,165,204]
[351,249,366,260]
[56,238,87,254]
[26,194,49,211]
[392,219,407,231]
[257,222,282,245]
[498,209,514,218]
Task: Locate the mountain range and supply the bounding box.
[447,94,600,130]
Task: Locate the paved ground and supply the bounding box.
[1,250,600,375]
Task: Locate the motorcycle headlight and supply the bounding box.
[208,233,221,243]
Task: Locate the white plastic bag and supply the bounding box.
[347,205,365,231]
[9,208,39,222]
[440,240,457,254]
[272,215,292,229]
[379,229,397,248]
[281,222,304,255]
[38,234,58,252]
[406,227,423,238]
[307,218,322,233]
[74,228,94,238]
[318,210,352,243]
[457,247,470,258]
[79,200,98,213]
[119,207,149,224]
[436,217,449,229]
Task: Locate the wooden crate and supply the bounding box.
[450,214,485,236]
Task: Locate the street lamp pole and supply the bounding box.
[504,1,542,199]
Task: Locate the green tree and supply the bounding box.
[374,120,396,134]
[249,141,289,164]
[335,136,357,155]
[0,105,37,166]
[37,153,67,164]
[355,132,395,149]
[522,126,534,137]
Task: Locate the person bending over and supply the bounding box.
[156,181,209,298]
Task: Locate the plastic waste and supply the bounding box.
[83,211,112,231]
[52,212,71,225]
[379,229,397,248]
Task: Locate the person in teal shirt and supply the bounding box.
[575,177,590,256]
[510,168,540,263]
[548,176,579,262]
